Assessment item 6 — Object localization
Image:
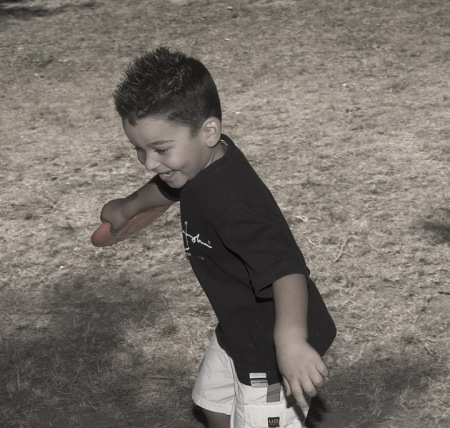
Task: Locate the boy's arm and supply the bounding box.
[273,273,329,412]
[100,180,175,232]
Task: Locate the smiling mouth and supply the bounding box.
[159,171,174,178]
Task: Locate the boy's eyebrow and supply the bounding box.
[128,139,173,147]
[145,139,174,147]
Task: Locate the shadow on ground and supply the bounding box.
[423,221,450,244]
[0,273,204,427]
[306,351,443,428]
[0,0,97,20]
[420,207,450,244]
[2,270,445,427]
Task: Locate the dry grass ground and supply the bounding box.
[1,0,449,427]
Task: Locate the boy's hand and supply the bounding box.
[98,181,174,233]
[276,337,328,412]
[100,198,129,232]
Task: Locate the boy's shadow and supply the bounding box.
[305,396,328,428]
[192,405,208,426]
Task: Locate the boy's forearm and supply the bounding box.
[101,179,174,231]
[273,273,328,410]
[273,274,309,344]
[122,180,173,218]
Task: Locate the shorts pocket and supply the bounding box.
[242,401,305,428]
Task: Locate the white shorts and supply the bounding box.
[192,333,308,428]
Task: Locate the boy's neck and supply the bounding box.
[209,140,228,165]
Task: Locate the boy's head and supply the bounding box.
[113,47,222,136]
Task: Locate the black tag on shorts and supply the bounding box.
[268,417,280,427]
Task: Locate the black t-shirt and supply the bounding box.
[154,135,336,385]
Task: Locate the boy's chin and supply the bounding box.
[165,179,186,189]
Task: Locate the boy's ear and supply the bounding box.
[203,117,221,148]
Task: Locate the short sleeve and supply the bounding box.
[149,175,181,202]
[220,201,309,298]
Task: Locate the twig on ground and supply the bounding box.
[420,342,435,356]
[306,237,317,247]
[334,235,355,262]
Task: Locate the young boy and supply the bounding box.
[100,47,336,428]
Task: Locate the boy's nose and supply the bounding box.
[144,155,161,172]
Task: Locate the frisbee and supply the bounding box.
[91,205,170,247]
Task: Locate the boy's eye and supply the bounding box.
[154,148,168,154]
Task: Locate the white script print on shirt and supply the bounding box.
[182,221,212,258]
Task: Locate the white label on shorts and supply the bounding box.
[250,372,268,388]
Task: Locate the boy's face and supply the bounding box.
[123,116,221,188]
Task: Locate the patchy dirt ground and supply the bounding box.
[1,0,449,427]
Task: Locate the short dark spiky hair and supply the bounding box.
[113,47,222,135]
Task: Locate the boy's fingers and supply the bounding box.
[282,376,292,397]
[317,361,329,378]
[293,389,310,412]
[300,382,317,399]
[310,370,326,388]
[290,379,315,410]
